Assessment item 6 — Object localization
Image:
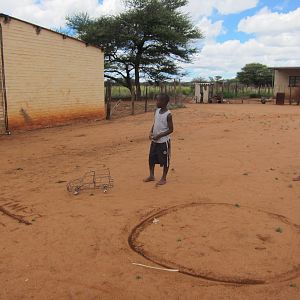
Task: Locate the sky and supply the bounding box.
[1,0,300,80]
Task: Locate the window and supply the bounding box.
[289,76,300,87]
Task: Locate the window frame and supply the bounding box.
[289,76,300,87]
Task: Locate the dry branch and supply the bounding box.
[0,206,32,225]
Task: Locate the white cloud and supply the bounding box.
[195,17,225,42]
[238,7,300,35]
[186,6,300,79]
[1,0,259,28]
[183,0,259,20]
[190,37,300,77]
[215,0,258,15]
[2,0,300,79]
[0,0,125,28]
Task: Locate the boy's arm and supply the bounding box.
[153,114,173,140]
[149,124,154,140]
[149,109,157,140]
[150,124,154,133]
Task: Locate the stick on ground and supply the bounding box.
[0,206,32,225]
[132,262,179,272]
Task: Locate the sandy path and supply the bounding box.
[0,104,300,299]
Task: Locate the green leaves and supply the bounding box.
[237,63,272,86]
[67,0,203,93]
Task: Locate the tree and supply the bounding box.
[236,63,272,87]
[191,76,207,83]
[208,75,223,82]
[67,0,202,98]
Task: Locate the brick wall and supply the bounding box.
[0,86,5,134]
[0,16,104,130]
[0,40,5,134]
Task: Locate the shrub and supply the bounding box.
[168,103,186,110]
[249,93,261,98]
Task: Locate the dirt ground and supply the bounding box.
[1,103,300,300]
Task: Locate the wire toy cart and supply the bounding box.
[67,168,114,195]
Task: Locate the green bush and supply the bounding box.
[222,91,236,99]
[182,88,191,96]
[249,93,261,98]
[168,103,186,110]
[249,92,272,98]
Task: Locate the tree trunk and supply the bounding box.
[135,77,141,100]
[134,53,142,100]
[131,86,135,115]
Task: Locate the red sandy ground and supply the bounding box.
[0,103,300,299]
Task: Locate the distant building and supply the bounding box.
[194,82,214,103]
[271,67,300,103]
[0,14,104,134]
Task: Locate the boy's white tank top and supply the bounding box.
[153,108,171,143]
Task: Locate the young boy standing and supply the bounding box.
[144,93,174,186]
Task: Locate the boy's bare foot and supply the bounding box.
[143,176,155,182]
[156,179,166,186]
[293,175,300,181]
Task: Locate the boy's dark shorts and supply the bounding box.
[149,140,171,167]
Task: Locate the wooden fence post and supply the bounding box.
[179,79,182,104]
[131,86,135,115]
[145,85,148,112]
[173,79,177,104]
[221,81,224,102]
[106,82,112,120]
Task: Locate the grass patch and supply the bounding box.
[168,103,186,110]
[109,84,273,100]
[110,85,195,99]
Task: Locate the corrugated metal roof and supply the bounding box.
[0,13,104,52]
[270,67,300,70]
[194,82,214,85]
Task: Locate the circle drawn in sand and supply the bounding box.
[128,203,300,285]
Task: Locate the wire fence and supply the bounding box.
[104,81,299,119]
[105,81,190,119]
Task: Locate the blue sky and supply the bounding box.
[214,0,298,43]
[183,0,300,79]
[1,0,300,80]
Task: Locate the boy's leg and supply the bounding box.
[156,141,170,186]
[156,165,169,185]
[144,163,155,182]
[144,143,156,182]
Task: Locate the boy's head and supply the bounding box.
[156,93,169,108]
